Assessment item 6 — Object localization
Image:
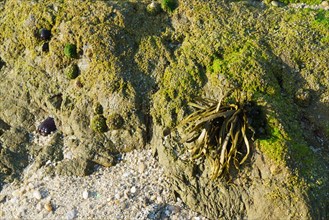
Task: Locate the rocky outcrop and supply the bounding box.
[0,0,328,219]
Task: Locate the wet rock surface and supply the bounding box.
[0,0,328,219]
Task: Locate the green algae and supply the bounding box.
[65,63,79,79]
[90,115,108,133]
[0,0,328,217]
[64,43,77,58]
[161,0,178,13]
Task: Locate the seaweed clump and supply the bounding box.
[91,115,108,133]
[177,95,254,179]
[161,0,177,13]
[64,43,77,58]
[65,64,79,79]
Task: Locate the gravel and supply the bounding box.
[0,149,207,220]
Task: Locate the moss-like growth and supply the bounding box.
[161,0,177,13]
[65,64,79,79]
[91,115,108,133]
[212,58,223,73]
[64,43,77,58]
[107,113,124,130]
[93,102,103,115]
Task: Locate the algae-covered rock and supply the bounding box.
[0,0,328,219]
[150,1,329,219]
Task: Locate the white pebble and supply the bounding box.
[66,209,77,220]
[114,193,121,200]
[156,196,163,203]
[123,172,130,178]
[82,190,89,199]
[33,190,42,200]
[138,162,146,173]
[36,202,42,211]
[130,186,137,194]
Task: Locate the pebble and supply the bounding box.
[321,1,329,7]
[130,186,137,194]
[138,162,146,173]
[82,190,89,200]
[66,209,77,220]
[44,201,53,212]
[157,196,163,203]
[36,202,43,211]
[33,190,42,200]
[271,1,281,7]
[114,193,121,200]
[12,190,21,197]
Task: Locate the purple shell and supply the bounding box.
[37,117,57,136]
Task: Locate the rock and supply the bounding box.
[0,1,329,219]
[56,158,94,177]
[321,1,329,7]
[82,190,89,199]
[44,201,53,212]
[130,186,137,194]
[138,162,146,173]
[271,1,281,7]
[66,209,77,220]
[33,190,42,200]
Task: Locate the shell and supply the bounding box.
[37,117,57,136]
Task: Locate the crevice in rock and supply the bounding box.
[0,57,5,69]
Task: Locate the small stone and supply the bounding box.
[165,209,171,216]
[156,196,163,203]
[42,42,49,52]
[66,209,77,220]
[33,190,42,200]
[167,205,180,214]
[150,195,157,201]
[130,186,137,194]
[138,162,146,173]
[44,201,53,212]
[114,193,121,200]
[36,202,43,211]
[82,190,89,199]
[271,1,281,7]
[39,28,51,40]
[321,1,329,7]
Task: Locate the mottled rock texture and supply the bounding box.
[0,0,328,219]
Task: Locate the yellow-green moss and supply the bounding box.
[90,115,108,133]
[65,64,79,79]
